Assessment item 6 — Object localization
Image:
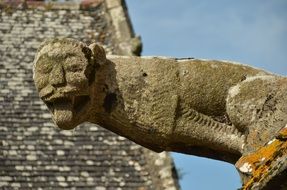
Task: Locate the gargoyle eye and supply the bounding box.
[36,62,53,74]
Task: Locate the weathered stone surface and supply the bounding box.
[33,38,287,189]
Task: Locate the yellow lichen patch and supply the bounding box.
[236,140,282,175]
[236,128,287,189]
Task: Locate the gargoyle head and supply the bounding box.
[33,38,106,130]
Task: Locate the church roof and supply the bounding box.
[0,0,180,189]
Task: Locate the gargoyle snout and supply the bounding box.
[50,64,66,87]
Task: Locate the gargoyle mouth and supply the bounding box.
[44,95,90,129]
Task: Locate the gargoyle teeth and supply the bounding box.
[43,95,90,124]
[45,102,54,114]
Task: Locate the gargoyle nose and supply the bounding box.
[50,65,66,87]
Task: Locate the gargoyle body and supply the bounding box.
[33,38,287,168]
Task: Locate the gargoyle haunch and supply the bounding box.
[33,38,287,165]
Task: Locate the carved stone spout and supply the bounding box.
[33,38,287,188]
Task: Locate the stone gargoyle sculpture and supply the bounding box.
[33,38,287,188]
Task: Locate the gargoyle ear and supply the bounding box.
[89,43,106,67]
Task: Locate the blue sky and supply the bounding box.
[125,1,287,189]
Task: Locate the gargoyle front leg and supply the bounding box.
[169,106,245,164]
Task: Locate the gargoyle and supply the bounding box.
[33,38,287,187]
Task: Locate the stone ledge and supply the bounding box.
[236,126,287,189]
